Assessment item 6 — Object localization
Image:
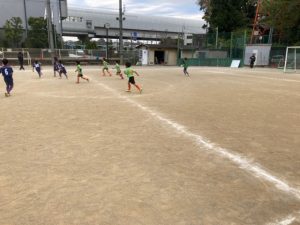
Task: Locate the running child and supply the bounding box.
[102,58,112,76]
[124,62,142,93]
[58,60,68,79]
[33,60,42,78]
[1,59,14,97]
[114,62,124,79]
[75,61,89,83]
[181,58,190,76]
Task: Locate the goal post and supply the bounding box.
[284,46,300,73]
[0,50,31,66]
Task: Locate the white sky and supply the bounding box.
[68,0,203,20]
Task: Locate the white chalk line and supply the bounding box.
[205,70,300,83]
[95,80,300,201]
[266,211,300,225]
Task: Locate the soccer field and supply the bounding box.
[0,66,300,225]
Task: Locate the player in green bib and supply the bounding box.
[181,58,190,76]
[102,58,112,76]
[124,62,142,93]
[114,62,124,79]
[75,61,89,83]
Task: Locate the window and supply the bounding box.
[86,20,92,28]
[66,16,83,23]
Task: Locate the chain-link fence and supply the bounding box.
[0,47,143,66]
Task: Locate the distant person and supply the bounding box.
[124,62,142,93]
[250,54,256,68]
[17,52,25,70]
[53,57,59,77]
[1,58,14,97]
[33,60,42,78]
[181,58,190,76]
[102,58,112,76]
[114,62,124,79]
[58,60,68,79]
[75,61,89,83]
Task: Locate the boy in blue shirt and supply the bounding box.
[58,60,68,79]
[1,58,14,97]
[33,60,42,78]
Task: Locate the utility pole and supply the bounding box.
[23,0,28,37]
[215,27,218,49]
[119,0,124,65]
[46,0,55,60]
[58,0,64,48]
[105,23,110,60]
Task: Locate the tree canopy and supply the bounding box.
[4,17,24,47]
[261,0,300,44]
[198,0,256,32]
[198,0,300,44]
[25,17,48,48]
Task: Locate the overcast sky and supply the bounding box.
[68,0,203,20]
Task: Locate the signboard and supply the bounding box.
[139,49,148,65]
[230,60,241,68]
[132,32,138,41]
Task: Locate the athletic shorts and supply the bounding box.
[4,77,13,86]
[77,74,83,77]
[103,67,109,71]
[54,65,59,71]
[128,76,135,84]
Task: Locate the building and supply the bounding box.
[0,1,204,42]
[63,7,205,40]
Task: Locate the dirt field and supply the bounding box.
[0,65,300,225]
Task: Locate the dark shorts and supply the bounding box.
[77,74,83,77]
[4,77,13,86]
[54,65,59,71]
[60,68,67,74]
[128,76,135,84]
[103,67,109,71]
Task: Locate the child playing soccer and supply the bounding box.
[182,58,190,76]
[1,59,14,97]
[114,62,124,79]
[58,60,68,79]
[124,62,142,93]
[102,58,112,76]
[33,60,42,78]
[75,61,89,83]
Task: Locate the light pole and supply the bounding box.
[23,0,28,37]
[119,0,124,64]
[104,23,110,60]
[46,0,55,61]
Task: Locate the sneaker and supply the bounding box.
[5,93,9,97]
[125,90,131,92]
[139,88,143,94]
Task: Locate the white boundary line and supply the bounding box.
[204,70,300,83]
[266,211,299,225]
[95,81,300,200]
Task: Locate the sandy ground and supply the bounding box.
[0,65,300,225]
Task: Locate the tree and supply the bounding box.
[78,35,98,49]
[85,41,98,49]
[262,0,300,44]
[198,0,256,32]
[25,17,48,48]
[4,17,24,47]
